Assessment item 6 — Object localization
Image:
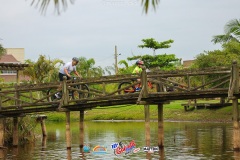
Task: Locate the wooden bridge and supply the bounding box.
[0,61,240,153]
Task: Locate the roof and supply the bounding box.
[183,60,195,68]
[0,63,29,70]
[0,54,19,63]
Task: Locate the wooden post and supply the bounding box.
[102,82,106,95]
[15,84,20,109]
[0,119,4,148]
[158,104,164,148]
[36,115,47,137]
[79,110,84,148]
[40,119,47,137]
[42,136,47,150]
[141,66,148,98]
[65,111,71,149]
[13,117,18,147]
[187,74,191,107]
[141,67,150,146]
[144,105,150,147]
[231,61,240,151]
[16,70,20,85]
[233,98,240,151]
[67,148,72,160]
[201,75,205,90]
[220,97,225,104]
[29,91,33,103]
[62,76,69,106]
[156,77,164,149]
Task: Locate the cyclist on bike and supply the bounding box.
[55,57,82,99]
[132,60,144,91]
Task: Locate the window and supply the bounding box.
[1,70,17,74]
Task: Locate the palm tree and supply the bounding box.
[30,0,160,14]
[212,19,240,44]
[77,57,104,78]
[23,55,63,83]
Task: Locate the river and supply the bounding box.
[2,121,239,160]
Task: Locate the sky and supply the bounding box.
[0,0,240,68]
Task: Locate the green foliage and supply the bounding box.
[141,0,160,13]
[23,55,63,83]
[77,57,105,78]
[128,54,179,70]
[191,40,240,89]
[4,116,37,144]
[138,38,174,55]
[193,40,240,69]
[118,60,135,74]
[212,19,240,44]
[0,43,5,58]
[31,0,160,14]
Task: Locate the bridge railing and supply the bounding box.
[0,65,237,114]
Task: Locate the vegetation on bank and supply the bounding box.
[44,100,234,123]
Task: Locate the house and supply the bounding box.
[182,60,195,68]
[0,48,29,83]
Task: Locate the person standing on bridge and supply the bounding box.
[132,60,144,92]
[55,57,82,99]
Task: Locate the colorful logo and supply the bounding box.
[92,145,107,155]
[111,140,140,156]
[143,146,159,153]
[83,145,90,153]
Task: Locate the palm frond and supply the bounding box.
[30,0,75,14]
[141,0,160,13]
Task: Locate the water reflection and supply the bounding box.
[3,121,237,159]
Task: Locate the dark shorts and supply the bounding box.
[59,73,71,81]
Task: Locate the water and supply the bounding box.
[2,121,239,160]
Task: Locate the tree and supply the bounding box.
[117,60,135,74]
[77,57,105,78]
[212,19,240,44]
[0,43,5,58]
[30,0,160,14]
[127,54,179,71]
[23,55,63,83]
[193,40,240,69]
[138,38,174,56]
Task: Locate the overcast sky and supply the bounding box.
[0,0,240,68]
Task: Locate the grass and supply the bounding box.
[44,99,236,123]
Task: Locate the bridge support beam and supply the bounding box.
[79,110,84,149]
[144,105,150,147]
[158,104,164,148]
[0,118,4,159]
[13,117,18,147]
[233,98,240,151]
[65,111,71,150]
[37,115,47,137]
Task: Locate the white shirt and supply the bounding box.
[59,62,76,75]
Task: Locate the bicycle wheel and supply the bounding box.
[72,84,90,100]
[47,88,60,102]
[118,82,135,94]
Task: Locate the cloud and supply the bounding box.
[0,0,240,67]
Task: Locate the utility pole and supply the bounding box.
[114,45,118,75]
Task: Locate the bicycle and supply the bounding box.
[47,77,90,102]
[117,79,154,94]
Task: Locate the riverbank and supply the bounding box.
[45,100,234,123]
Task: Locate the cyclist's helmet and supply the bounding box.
[136,60,144,65]
[72,57,79,62]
